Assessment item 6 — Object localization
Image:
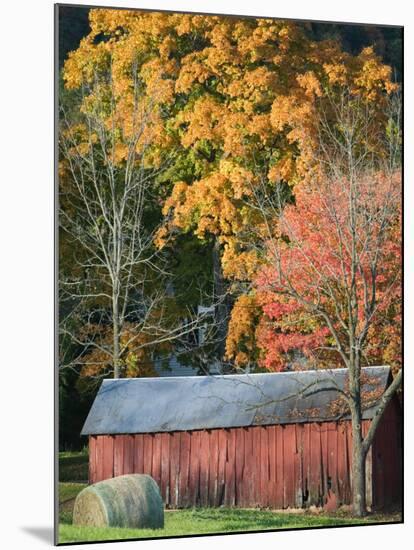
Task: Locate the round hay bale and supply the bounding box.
[73,474,164,529]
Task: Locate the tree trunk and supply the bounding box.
[351,414,367,516]
[212,239,229,360]
[113,298,121,379]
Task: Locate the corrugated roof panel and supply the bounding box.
[81,366,391,435]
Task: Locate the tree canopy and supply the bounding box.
[61,8,400,377]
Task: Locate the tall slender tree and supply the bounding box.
[59,54,205,379]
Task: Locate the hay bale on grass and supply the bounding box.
[73,474,164,528]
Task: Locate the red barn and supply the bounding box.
[81,366,401,510]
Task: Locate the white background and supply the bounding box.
[0,0,412,548]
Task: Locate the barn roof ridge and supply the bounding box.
[81,365,391,436]
[99,364,390,384]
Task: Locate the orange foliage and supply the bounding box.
[79,323,160,379]
[225,294,260,367]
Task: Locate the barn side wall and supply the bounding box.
[89,420,373,509]
[371,397,402,510]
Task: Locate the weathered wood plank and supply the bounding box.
[295,424,303,508]
[372,425,384,510]
[283,425,296,507]
[169,432,180,508]
[89,436,97,484]
[343,422,350,502]
[113,435,125,478]
[320,423,329,499]
[345,421,353,500]
[252,426,262,507]
[151,434,162,489]
[243,428,253,507]
[309,423,322,506]
[217,429,227,506]
[275,425,284,508]
[188,431,200,507]
[179,432,191,508]
[160,432,170,506]
[301,423,311,507]
[337,422,347,503]
[199,430,210,507]
[133,434,144,473]
[102,435,114,480]
[87,418,380,510]
[362,421,372,509]
[327,422,338,496]
[95,436,105,482]
[143,434,153,476]
[207,429,219,507]
[267,426,276,508]
[226,429,236,506]
[123,435,134,475]
[259,427,269,507]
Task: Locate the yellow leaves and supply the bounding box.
[232,19,255,42]
[237,19,283,61]
[268,156,295,183]
[207,20,234,50]
[278,26,290,39]
[154,225,170,250]
[270,95,296,132]
[270,93,316,157]
[221,111,249,156]
[221,238,260,281]
[324,62,349,86]
[111,143,128,163]
[225,294,259,366]
[243,66,279,100]
[178,96,223,148]
[88,8,134,35]
[219,160,255,198]
[158,34,176,59]
[141,58,176,105]
[162,174,245,241]
[175,54,213,94]
[174,14,192,35]
[297,71,323,97]
[322,47,397,102]
[248,113,274,143]
[354,47,398,99]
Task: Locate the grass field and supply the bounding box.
[58,480,401,544]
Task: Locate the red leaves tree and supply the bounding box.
[252,89,402,516]
[256,172,401,374]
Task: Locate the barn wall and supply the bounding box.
[89,420,373,509]
[372,397,402,510]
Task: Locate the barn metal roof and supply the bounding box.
[81,366,391,435]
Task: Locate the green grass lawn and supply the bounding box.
[58,481,401,544]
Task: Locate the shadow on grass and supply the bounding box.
[166,507,388,532]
